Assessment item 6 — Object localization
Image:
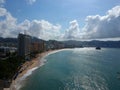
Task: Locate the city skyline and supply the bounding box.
[0,0,120,41]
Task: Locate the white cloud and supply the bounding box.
[62,20,87,40]
[17,19,61,40]
[0,5,120,41]
[83,5,120,39]
[0,0,5,7]
[0,7,61,40]
[0,7,17,38]
[28,20,61,40]
[63,5,120,40]
[0,7,6,16]
[26,0,36,5]
[0,0,5,4]
[63,20,80,40]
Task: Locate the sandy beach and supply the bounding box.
[5,50,55,90]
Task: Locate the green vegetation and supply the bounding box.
[0,50,43,81]
[0,53,25,80]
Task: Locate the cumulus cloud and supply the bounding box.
[0,7,6,16]
[64,6,120,39]
[83,5,120,39]
[26,0,36,5]
[0,0,5,7]
[17,19,61,40]
[0,7,61,40]
[0,7,17,37]
[0,5,120,41]
[0,1,61,40]
[63,6,120,40]
[0,0,5,4]
[28,20,61,40]
[64,20,80,39]
[63,20,85,40]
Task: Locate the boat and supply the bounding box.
[96,47,101,50]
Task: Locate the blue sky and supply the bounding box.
[0,0,120,40]
[5,0,120,27]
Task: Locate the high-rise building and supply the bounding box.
[31,41,44,53]
[18,33,31,59]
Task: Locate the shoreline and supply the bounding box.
[4,48,84,90]
[6,50,61,90]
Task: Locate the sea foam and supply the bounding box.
[13,67,38,90]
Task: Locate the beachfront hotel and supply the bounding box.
[18,33,45,60]
[18,33,31,60]
[31,41,45,53]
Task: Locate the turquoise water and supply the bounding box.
[20,48,120,90]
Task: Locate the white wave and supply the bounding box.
[46,49,66,56]
[12,67,38,90]
[12,49,65,90]
[39,58,47,67]
[72,47,95,53]
[21,67,38,80]
[39,50,66,67]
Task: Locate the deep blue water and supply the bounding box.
[20,48,120,90]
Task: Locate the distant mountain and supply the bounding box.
[0,37,45,43]
[62,40,120,48]
[31,37,45,43]
[0,37,17,43]
[0,37,120,48]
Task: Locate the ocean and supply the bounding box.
[20,48,120,90]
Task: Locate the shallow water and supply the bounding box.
[20,48,120,90]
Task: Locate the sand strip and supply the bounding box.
[5,50,54,90]
[5,49,66,90]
